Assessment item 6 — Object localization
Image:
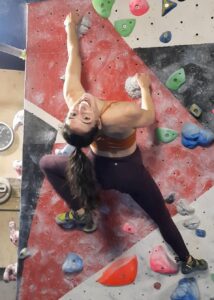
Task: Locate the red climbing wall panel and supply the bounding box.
[20,0,214,299]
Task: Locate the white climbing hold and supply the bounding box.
[176,199,195,216]
[125,76,141,99]
[183,216,200,230]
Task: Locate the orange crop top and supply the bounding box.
[91,101,136,151]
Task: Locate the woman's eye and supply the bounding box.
[84,116,90,120]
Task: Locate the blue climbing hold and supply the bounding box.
[181,136,198,149]
[181,123,214,149]
[160,31,172,43]
[195,229,206,238]
[181,123,200,140]
[198,128,214,147]
[62,252,83,274]
[171,277,200,300]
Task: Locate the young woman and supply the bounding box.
[40,13,208,274]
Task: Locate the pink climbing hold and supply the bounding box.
[129,0,149,16]
[149,245,178,274]
[122,222,136,234]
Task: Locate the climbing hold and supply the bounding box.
[211,273,214,282]
[166,68,186,91]
[62,253,83,274]
[78,15,91,37]
[92,0,115,19]
[197,128,214,147]
[181,136,198,149]
[176,199,195,216]
[162,0,177,17]
[181,123,200,140]
[183,216,200,230]
[125,76,141,99]
[181,123,214,149]
[114,19,136,37]
[189,103,202,118]
[60,74,65,81]
[129,0,149,16]
[155,127,178,143]
[149,245,179,274]
[159,31,172,43]
[165,193,176,204]
[122,222,137,234]
[154,282,161,290]
[195,229,206,238]
[19,248,31,260]
[55,144,75,156]
[97,255,138,286]
[171,277,200,300]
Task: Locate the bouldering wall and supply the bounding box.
[18,0,214,299]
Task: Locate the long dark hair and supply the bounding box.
[62,123,99,210]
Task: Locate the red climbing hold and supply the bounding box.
[150,245,178,274]
[129,0,149,16]
[97,255,138,286]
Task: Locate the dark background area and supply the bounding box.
[134,44,214,133]
[0,0,45,71]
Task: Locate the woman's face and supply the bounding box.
[66,94,100,134]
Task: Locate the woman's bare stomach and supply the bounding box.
[90,142,137,158]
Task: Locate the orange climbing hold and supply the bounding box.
[97,255,138,286]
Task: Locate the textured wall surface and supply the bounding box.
[19,0,214,299]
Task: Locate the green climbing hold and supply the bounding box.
[166,68,186,91]
[92,0,115,19]
[162,0,177,17]
[114,19,136,37]
[155,127,178,143]
[211,273,214,282]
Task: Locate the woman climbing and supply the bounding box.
[40,12,208,275]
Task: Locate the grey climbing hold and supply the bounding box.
[189,103,202,118]
[78,16,91,37]
[19,248,32,260]
[183,216,200,230]
[62,252,83,274]
[125,76,141,99]
[176,199,195,216]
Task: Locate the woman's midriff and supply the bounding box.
[90,141,137,157]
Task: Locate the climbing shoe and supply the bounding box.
[55,210,97,233]
[181,255,208,274]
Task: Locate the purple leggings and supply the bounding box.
[39,147,189,261]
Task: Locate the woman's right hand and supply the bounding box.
[64,12,78,28]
